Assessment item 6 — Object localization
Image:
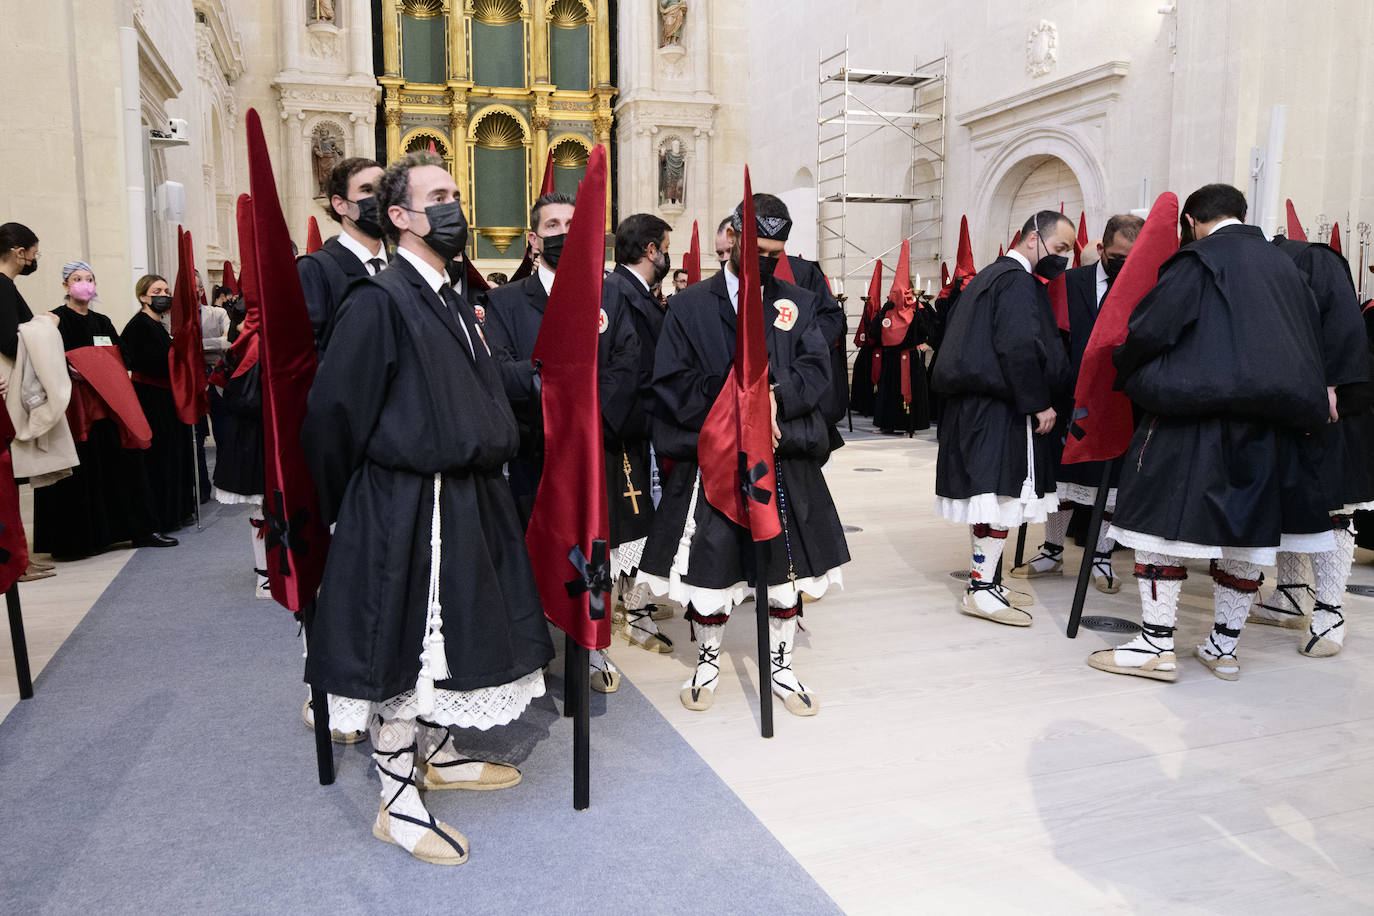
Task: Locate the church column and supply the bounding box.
[384,101,402,162]
[531,87,553,195]
[348,0,372,77]
[280,0,302,73]
[593,0,611,88]
[450,90,470,204]
[447,4,467,81]
[380,0,400,78]
[531,2,549,85]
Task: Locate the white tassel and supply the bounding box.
[668,470,701,592]
[416,473,450,717]
[1019,416,1038,503]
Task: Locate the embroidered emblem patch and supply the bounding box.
[473,304,486,323]
[882,317,892,328]
[599,308,609,334]
[774,299,797,331]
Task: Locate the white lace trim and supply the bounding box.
[934,493,1059,527]
[638,568,844,616]
[1337,499,1374,514]
[1055,483,1118,511]
[612,537,646,578]
[212,486,263,505]
[327,669,547,734]
[1108,526,1335,566]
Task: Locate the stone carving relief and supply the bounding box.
[657,136,686,208]
[310,31,341,59]
[311,122,347,197]
[658,0,687,47]
[1026,21,1058,78]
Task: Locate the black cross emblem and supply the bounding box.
[564,539,611,619]
[1068,406,1089,441]
[264,489,312,577]
[739,452,773,506]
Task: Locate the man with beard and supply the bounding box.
[298,156,386,349]
[303,151,553,864]
[483,195,669,661]
[932,211,1075,626]
[1093,184,1331,682]
[637,192,849,717]
[1013,213,1143,593]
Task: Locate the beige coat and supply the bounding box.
[5,318,77,486]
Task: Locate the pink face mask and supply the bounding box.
[69,280,97,302]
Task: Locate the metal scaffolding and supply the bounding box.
[816,43,947,311]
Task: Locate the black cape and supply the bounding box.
[120,312,195,532]
[298,236,372,350]
[210,354,264,498]
[1275,237,1374,513]
[32,306,155,556]
[931,258,1071,501]
[639,271,849,590]
[786,255,848,432]
[483,272,645,543]
[868,300,933,433]
[1111,224,1330,546]
[302,256,553,700]
[0,274,34,359]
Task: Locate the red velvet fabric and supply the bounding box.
[65,346,152,449]
[168,228,210,425]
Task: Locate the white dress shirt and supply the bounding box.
[1007,249,1032,273]
[396,246,474,357]
[337,228,386,275]
[1095,261,1109,307]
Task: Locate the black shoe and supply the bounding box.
[132,533,178,548]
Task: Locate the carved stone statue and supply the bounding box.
[658,0,687,48]
[658,138,685,207]
[309,0,336,24]
[311,129,345,198]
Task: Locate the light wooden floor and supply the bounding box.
[611,430,1374,915]
[7,434,1374,914]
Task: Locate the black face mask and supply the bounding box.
[651,249,671,286]
[149,295,173,313]
[409,201,468,260]
[757,254,780,283]
[1102,254,1127,280]
[1034,254,1068,281]
[539,232,567,269]
[19,256,37,276]
[352,197,384,241]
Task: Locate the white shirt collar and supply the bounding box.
[626,264,651,293]
[1094,261,1110,305]
[1212,218,1243,232]
[537,263,556,295]
[396,245,447,293]
[1006,249,1032,273]
[723,264,741,313]
[337,227,384,268]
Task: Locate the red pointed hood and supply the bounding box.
[1073,210,1088,268]
[854,258,883,347]
[880,239,914,346]
[1286,199,1307,241]
[1009,230,1022,250]
[306,216,323,253]
[940,262,949,288]
[525,144,612,651]
[772,246,796,284]
[168,227,209,425]
[229,194,260,378]
[1062,191,1180,465]
[684,220,702,284]
[221,260,239,295]
[539,148,556,196]
[1330,221,1343,255]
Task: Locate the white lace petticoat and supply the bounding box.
[612,536,646,579]
[934,492,1059,528]
[1055,483,1118,511]
[212,487,263,506]
[638,567,844,616]
[327,668,546,733]
[1108,526,1336,567]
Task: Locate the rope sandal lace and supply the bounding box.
[372,741,469,865]
[1301,602,1346,658]
[1195,624,1241,680]
[415,718,521,791]
[1091,551,1120,594]
[1010,542,1064,579]
[961,578,1032,627]
[679,640,720,711]
[1248,582,1313,629]
[1088,622,1178,682]
[623,607,674,654]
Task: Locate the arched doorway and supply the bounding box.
[1005,156,1083,245]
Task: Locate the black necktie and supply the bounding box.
[439,284,476,357]
[367,258,386,276]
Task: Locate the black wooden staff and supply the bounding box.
[300,601,335,786]
[1066,459,1116,639]
[755,541,774,740]
[189,427,202,531]
[7,586,32,699]
[563,632,591,810]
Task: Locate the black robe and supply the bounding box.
[32,307,155,556]
[1275,238,1374,513]
[786,255,848,433]
[639,271,849,590]
[302,256,553,701]
[210,353,264,498]
[849,345,876,416]
[0,274,35,359]
[600,264,664,548]
[868,301,933,433]
[120,312,195,533]
[298,237,371,350]
[1110,224,1330,546]
[483,272,643,540]
[931,258,1071,502]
